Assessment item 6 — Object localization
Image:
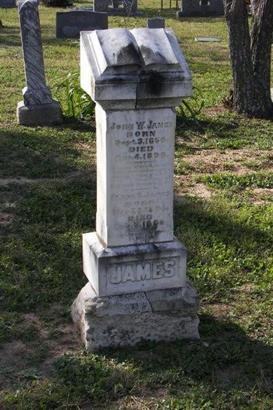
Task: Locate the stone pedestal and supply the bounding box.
[73,28,199,351]
[82,233,187,297]
[72,282,199,351]
[17,100,62,126]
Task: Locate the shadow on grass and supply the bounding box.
[0,125,96,311]
[175,195,272,246]
[0,26,21,47]
[0,25,80,47]
[175,115,239,146]
[0,124,94,178]
[59,117,95,133]
[104,314,273,396]
[52,315,273,408]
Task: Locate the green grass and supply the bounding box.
[202,172,273,189]
[1,1,273,409]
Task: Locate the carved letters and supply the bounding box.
[108,110,175,245]
[108,258,177,285]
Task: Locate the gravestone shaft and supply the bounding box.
[19,0,52,106]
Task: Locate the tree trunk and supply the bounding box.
[224,0,273,118]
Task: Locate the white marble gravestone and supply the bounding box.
[72,28,199,351]
[17,0,62,126]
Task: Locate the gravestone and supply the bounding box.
[17,0,62,126]
[0,0,16,8]
[72,28,199,351]
[177,0,224,17]
[56,10,108,39]
[147,17,165,28]
[93,0,138,16]
[195,36,221,42]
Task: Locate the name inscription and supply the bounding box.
[108,259,177,285]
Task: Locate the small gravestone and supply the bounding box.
[177,0,224,17]
[17,0,62,126]
[72,28,199,351]
[147,17,165,29]
[56,10,108,39]
[93,0,138,16]
[43,0,73,6]
[195,36,221,42]
[0,0,16,8]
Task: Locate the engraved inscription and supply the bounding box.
[107,110,175,245]
[108,259,177,285]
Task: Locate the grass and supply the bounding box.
[0,1,273,409]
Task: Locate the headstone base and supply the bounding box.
[82,232,188,297]
[17,100,63,126]
[72,281,199,351]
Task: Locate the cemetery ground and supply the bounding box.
[0,1,273,408]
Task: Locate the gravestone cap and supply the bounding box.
[80,28,192,109]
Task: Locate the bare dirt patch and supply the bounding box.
[182,149,273,175]
[115,388,168,410]
[248,188,273,205]
[0,309,81,390]
[0,212,14,226]
[203,104,227,117]
[0,172,86,187]
[203,303,231,319]
[175,182,212,201]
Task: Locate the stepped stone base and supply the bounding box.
[72,281,199,351]
[17,100,62,126]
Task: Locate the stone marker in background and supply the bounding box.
[72,28,199,351]
[93,0,138,16]
[147,17,165,29]
[56,10,108,39]
[195,36,221,42]
[177,0,224,17]
[17,0,62,126]
[0,0,16,8]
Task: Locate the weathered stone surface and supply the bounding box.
[177,0,224,17]
[82,232,187,296]
[147,17,165,29]
[80,28,192,110]
[17,100,62,126]
[72,283,152,318]
[19,0,52,106]
[73,26,199,350]
[0,0,16,8]
[95,107,176,247]
[17,0,62,125]
[146,281,199,314]
[56,10,108,39]
[72,282,199,351]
